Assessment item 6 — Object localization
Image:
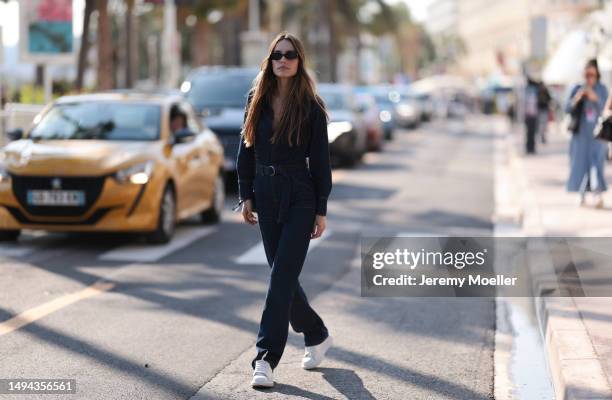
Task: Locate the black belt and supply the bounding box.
[256,162,308,222]
[256,162,307,176]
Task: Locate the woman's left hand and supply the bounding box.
[311,215,326,239]
[585,88,599,102]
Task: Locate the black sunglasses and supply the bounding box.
[270,51,298,61]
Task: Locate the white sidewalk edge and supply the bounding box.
[501,119,612,400]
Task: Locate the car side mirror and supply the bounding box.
[7,128,23,141]
[172,128,196,144]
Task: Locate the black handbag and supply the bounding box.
[594,114,612,142]
[568,98,584,135]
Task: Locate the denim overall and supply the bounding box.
[236,95,332,369]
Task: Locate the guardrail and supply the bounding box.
[0,103,45,145]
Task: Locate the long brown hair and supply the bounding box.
[242,32,326,147]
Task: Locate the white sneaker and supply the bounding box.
[302,336,333,370]
[251,360,274,388]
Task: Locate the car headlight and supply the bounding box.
[327,121,353,142]
[180,81,191,93]
[379,110,392,123]
[396,103,415,118]
[114,161,154,185]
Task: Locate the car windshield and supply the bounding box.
[372,93,393,105]
[186,74,254,112]
[319,90,349,110]
[29,102,161,141]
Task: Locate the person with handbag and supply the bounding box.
[235,32,333,388]
[565,59,609,208]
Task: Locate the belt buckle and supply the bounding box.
[266,165,276,176]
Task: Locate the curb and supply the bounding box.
[502,121,612,400]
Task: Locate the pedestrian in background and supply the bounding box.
[524,77,539,154]
[537,81,552,144]
[565,59,609,208]
[236,32,334,388]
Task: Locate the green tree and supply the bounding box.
[179,0,241,67]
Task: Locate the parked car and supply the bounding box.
[355,85,398,141]
[446,92,470,119]
[181,66,258,179]
[393,86,422,129]
[414,92,435,122]
[317,83,368,166]
[0,92,225,243]
[353,91,384,151]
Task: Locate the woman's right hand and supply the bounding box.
[573,89,585,105]
[241,199,257,225]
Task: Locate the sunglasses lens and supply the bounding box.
[270,51,298,61]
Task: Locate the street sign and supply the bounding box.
[19,0,75,64]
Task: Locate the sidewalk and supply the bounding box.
[503,119,612,400]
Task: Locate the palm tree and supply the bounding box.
[76,0,95,91]
[97,0,114,90]
[182,0,240,67]
[124,0,136,87]
[285,0,399,83]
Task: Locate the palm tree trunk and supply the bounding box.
[125,0,135,88]
[324,0,338,83]
[97,0,114,90]
[76,0,94,91]
[192,18,210,67]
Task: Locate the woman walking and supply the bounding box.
[566,59,609,207]
[236,32,333,388]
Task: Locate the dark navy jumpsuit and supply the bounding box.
[236,93,332,370]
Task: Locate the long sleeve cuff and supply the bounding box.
[316,196,328,216]
[239,180,254,201]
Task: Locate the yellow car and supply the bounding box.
[0,92,225,243]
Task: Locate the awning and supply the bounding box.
[542,30,591,86]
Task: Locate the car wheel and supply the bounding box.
[0,230,20,241]
[201,172,224,224]
[145,184,176,244]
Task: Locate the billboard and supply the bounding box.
[19,0,74,64]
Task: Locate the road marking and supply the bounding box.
[0,244,37,258]
[396,232,447,237]
[235,229,332,265]
[98,226,217,262]
[0,280,115,337]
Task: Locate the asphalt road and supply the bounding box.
[0,116,497,400]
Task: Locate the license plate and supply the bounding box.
[27,190,86,206]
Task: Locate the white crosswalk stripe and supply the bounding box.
[396,232,447,237]
[235,229,332,265]
[98,226,217,262]
[0,244,37,259]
